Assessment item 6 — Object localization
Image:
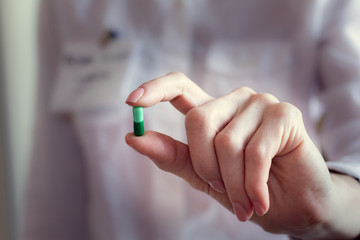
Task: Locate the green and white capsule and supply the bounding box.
[133,106,144,136]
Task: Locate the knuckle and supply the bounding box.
[166,71,187,81]
[154,161,170,172]
[245,142,265,160]
[232,86,256,96]
[250,93,278,105]
[145,77,160,86]
[185,107,210,131]
[166,71,184,77]
[165,72,191,90]
[266,102,303,121]
[153,148,178,173]
[214,132,239,155]
[154,158,174,172]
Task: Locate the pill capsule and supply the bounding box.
[133,106,144,136]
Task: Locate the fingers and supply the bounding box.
[215,93,279,221]
[125,131,233,212]
[126,72,213,114]
[185,87,254,194]
[244,102,303,217]
[125,73,304,223]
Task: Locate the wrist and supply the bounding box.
[326,173,360,239]
[297,173,360,239]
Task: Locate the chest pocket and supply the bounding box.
[204,40,294,100]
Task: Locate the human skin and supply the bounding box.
[125,72,360,239]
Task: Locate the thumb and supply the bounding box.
[125,131,233,211]
[125,131,203,189]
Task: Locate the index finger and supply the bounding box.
[126,72,213,114]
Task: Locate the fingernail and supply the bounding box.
[208,180,227,193]
[254,202,266,216]
[126,87,145,104]
[233,202,250,222]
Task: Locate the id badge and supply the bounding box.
[51,39,140,113]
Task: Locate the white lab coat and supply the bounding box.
[24,0,360,240]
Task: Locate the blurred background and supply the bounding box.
[0,0,40,239]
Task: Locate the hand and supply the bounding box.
[125,72,360,238]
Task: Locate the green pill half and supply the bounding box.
[133,106,144,136]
